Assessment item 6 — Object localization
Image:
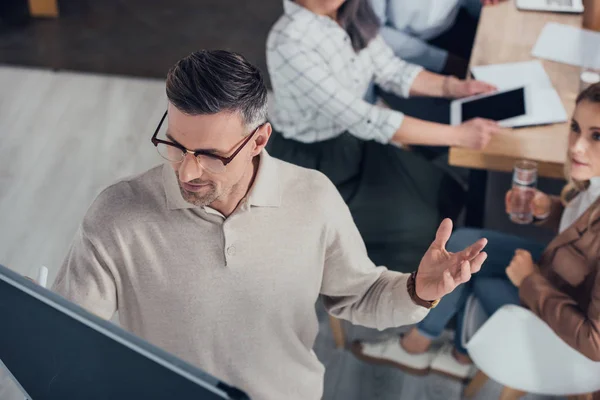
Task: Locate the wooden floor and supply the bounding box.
[0,66,561,400]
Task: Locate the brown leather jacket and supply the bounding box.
[519,196,600,361]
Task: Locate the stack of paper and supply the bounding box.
[532,23,600,69]
[471,61,568,127]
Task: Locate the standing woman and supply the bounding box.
[266,0,499,272]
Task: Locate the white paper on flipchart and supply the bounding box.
[471,61,567,127]
[532,22,600,69]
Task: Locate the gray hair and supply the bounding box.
[166,50,268,132]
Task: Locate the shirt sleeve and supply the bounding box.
[367,35,424,98]
[268,37,406,144]
[319,177,429,330]
[519,266,600,361]
[52,225,118,320]
[379,26,448,73]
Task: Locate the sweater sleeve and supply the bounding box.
[319,177,429,330]
[519,266,600,361]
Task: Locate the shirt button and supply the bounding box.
[227,246,236,256]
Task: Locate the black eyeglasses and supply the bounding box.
[150,110,264,174]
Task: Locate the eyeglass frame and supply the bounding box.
[150,110,265,170]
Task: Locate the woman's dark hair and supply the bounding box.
[338,0,380,51]
[166,50,268,129]
[576,81,600,104]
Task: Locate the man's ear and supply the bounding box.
[253,122,272,155]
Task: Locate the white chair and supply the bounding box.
[461,295,600,400]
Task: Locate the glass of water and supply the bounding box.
[510,160,538,224]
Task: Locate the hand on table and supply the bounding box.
[505,189,551,219]
[506,249,539,287]
[446,76,497,99]
[415,219,488,301]
[453,118,500,150]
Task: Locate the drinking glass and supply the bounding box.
[510,160,538,224]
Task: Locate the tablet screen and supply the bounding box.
[461,87,526,122]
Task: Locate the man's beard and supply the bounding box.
[175,172,218,207]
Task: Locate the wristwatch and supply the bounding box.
[407,271,440,309]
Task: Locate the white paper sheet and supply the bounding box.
[532,22,600,69]
[471,61,568,127]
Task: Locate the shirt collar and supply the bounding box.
[246,150,281,208]
[587,177,600,200]
[283,0,311,17]
[162,150,281,211]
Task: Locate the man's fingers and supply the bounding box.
[434,218,453,249]
[456,260,472,284]
[469,251,488,274]
[460,238,488,260]
[442,269,456,293]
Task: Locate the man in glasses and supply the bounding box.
[52,50,487,400]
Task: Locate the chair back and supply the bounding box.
[464,300,600,395]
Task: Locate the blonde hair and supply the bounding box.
[560,82,600,228]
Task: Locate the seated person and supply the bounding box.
[370,0,506,77]
[352,83,600,379]
[266,0,499,272]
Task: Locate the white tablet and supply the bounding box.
[450,87,531,127]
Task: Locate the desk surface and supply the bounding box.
[448,1,582,179]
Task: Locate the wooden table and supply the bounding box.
[449,1,582,226]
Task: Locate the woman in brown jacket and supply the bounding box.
[352,83,600,381]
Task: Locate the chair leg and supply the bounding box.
[499,386,527,400]
[463,370,489,398]
[328,315,345,349]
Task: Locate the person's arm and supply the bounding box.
[318,177,430,329]
[379,25,448,73]
[368,35,495,99]
[268,38,407,144]
[392,115,498,149]
[268,38,499,149]
[318,176,488,329]
[519,265,600,361]
[52,225,118,320]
